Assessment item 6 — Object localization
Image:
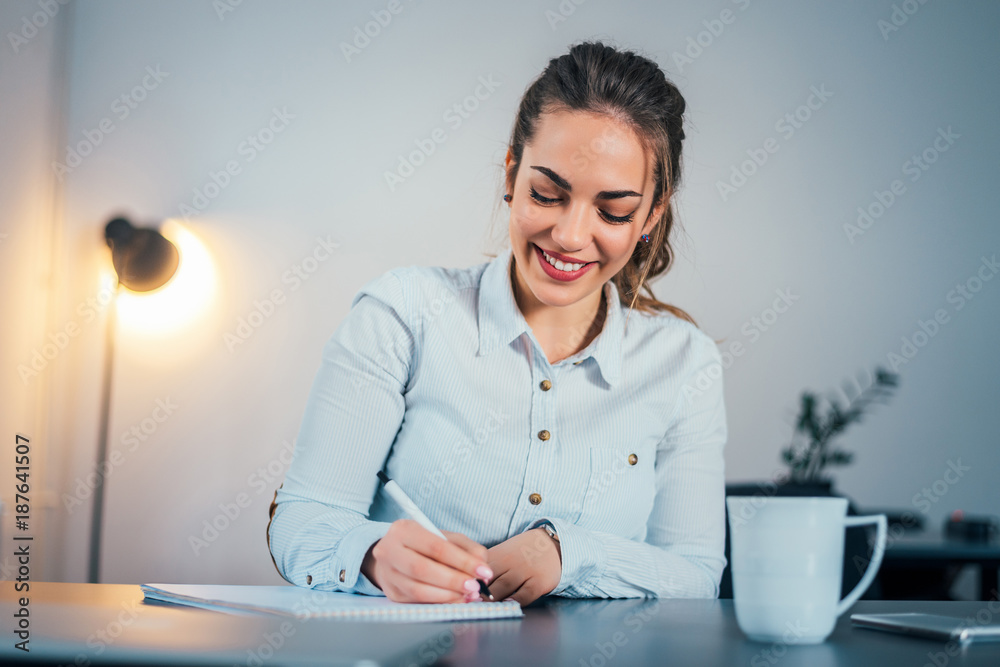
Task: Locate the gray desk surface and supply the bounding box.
[2,583,1000,666]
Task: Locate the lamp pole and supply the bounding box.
[90,217,179,583]
[88,282,119,584]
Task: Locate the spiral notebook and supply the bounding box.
[140,583,523,622]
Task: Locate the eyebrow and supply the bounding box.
[530,166,642,200]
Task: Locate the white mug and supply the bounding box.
[726,496,887,644]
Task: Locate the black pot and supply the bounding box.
[777,478,836,497]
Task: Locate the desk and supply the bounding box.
[2,582,1000,666]
[883,532,1000,601]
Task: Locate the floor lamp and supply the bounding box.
[88,217,179,583]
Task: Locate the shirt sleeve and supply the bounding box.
[267,271,414,596]
[530,333,728,598]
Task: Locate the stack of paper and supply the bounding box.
[140,583,523,622]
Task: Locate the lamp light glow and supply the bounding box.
[115,219,217,337]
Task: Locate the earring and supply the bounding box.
[503,194,512,202]
[641,234,650,242]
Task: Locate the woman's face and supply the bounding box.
[506,109,662,311]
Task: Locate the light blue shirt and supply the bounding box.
[268,247,728,598]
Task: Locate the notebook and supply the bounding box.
[141,583,524,622]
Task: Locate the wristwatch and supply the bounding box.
[539,521,560,544]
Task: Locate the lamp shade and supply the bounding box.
[104,217,179,292]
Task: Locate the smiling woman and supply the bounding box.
[267,40,728,607]
[504,104,682,363]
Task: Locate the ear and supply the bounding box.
[504,149,517,193]
[642,198,666,236]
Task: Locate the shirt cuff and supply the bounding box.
[328,520,393,596]
[529,517,607,596]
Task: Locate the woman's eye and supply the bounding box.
[529,187,559,204]
[601,210,634,225]
[528,186,635,225]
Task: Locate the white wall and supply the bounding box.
[2,0,998,584]
[0,0,70,582]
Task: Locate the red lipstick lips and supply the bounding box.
[532,244,596,282]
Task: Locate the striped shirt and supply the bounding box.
[267,247,728,598]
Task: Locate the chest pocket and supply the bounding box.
[579,446,657,538]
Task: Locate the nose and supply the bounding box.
[550,199,590,253]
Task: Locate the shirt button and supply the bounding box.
[529,493,542,505]
[540,379,552,391]
[306,575,312,585]
[339,569,346,583]
[628,453,638,466]
[538,430,550,441]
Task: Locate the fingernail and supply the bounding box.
[464,578,479,593]
[465,591,479,603]
[476,565,493,582]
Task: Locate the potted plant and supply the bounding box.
[780,366,899,494]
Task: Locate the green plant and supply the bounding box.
[781,366,899,483]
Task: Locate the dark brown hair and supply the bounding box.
[501,40,697,328]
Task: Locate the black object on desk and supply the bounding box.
[945,511,1000,543]
[880,530,1000,601]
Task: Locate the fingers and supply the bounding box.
[373,520,491,604]
[483,535,552,607]
[490,574,535,607]
[394,541,484,598]
[400,524,489,581]
[484,573,515,603]
[382,562,471,604]
[506,581,535,607]
[442,530,492,578]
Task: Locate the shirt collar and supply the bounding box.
[477,247,623,387]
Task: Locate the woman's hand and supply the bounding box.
[360,519,494,603]
[485,527,562,606]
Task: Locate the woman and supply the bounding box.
[267,41,727,606]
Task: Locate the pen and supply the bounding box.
[376,471,495,601]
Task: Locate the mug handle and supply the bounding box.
[835,514,888,617]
